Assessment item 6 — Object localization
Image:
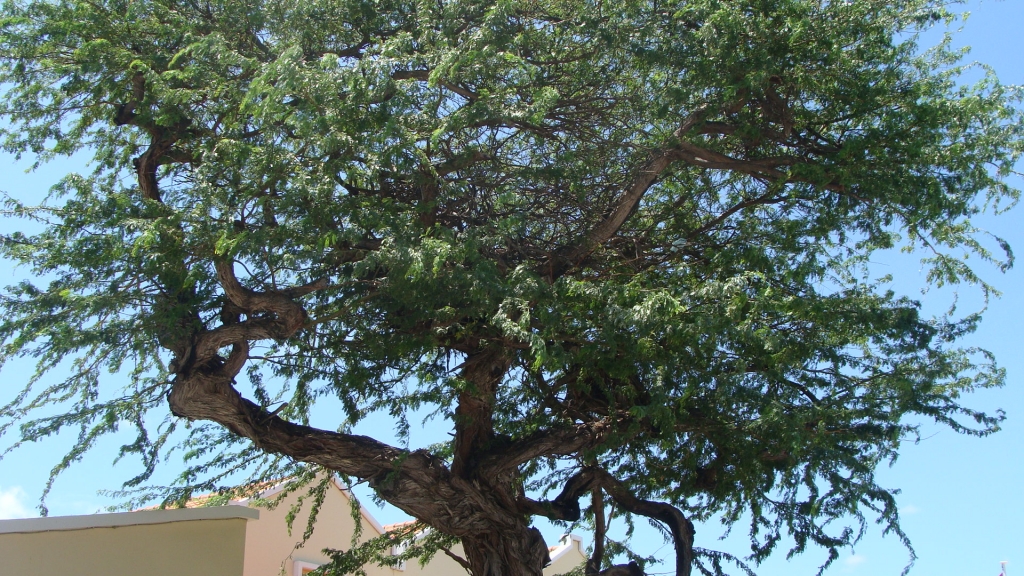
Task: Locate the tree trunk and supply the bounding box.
[461,526,551,576]
[449,347,552,576]
[452,346,511,477]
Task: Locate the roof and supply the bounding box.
[548,533,584,563]
[0,505,258,535]
[382,520,419,532]
[140,476,390,536]
[138,479,286,511]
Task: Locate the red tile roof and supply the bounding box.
[136,480,283,510]
[382,520,417,532]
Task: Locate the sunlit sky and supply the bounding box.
[1,2,1022,575]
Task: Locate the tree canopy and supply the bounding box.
[1,0,1021,575]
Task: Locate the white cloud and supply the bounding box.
[0,485,32,519]
[900,504,921,515]
[844,554,867,569]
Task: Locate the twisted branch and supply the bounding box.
[520,467,695,576]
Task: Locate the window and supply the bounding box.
[392,540,410,571]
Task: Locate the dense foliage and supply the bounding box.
[1,1,1021,575]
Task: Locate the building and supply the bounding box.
[0,477,587,576]
[0,505,255,576]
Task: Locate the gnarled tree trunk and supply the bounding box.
[461,526,551,576]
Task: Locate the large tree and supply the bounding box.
[0,0,1021,574]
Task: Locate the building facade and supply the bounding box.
[0,506,256,576]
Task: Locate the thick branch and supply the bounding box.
[168,372,407,480]
[671,141,850,195]
[596,564,644,576]
[115,73,198,203]
[520,468,695,576]
[545,152,676,280]
[113,72,145,126]
[186,261,328,364]
[215,260,325,318]
[593,469,695,576]
[672,142,793,178]
[542,130,854,282]
[479,420,613,475]
[517,468,595,522]
[541,102,853,281]
[168,347,533,544]
[133,134,173,202]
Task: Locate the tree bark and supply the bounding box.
[461,526,551,576]
[448,347,558,575]
[452,346,511,477]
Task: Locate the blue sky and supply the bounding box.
[2,2,1023,575]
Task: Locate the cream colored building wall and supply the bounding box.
[0,517,248,576]
[545,536,587,576]
[242,481,397,576]
[398,540,465,576]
